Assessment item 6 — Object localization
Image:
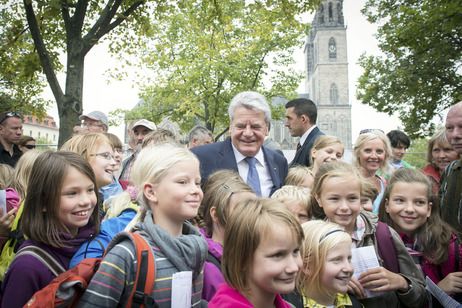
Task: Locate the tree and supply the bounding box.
[0,5,49,118]
[1,0,171,147]
[356,0,462,138]
[118,0,316,138]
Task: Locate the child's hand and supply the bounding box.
[437,272,462,295]
[358,267,408,293]
[348,276,367,299]
[0,208,15,237]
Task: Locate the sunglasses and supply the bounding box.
[23,144,36,149]
[0,112,20,125]
[359,129,384,135]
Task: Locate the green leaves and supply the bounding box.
[124,0,315,136]
[357,0,462,137]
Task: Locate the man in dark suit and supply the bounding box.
[285,98,324,167]
[191,91,288,197]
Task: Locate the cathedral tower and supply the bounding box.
[304,0,352,149]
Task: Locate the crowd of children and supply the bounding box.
[0,129,460,308]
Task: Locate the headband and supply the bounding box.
[319,229,345,243]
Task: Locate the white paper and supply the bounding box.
[351,246,385,298]
[171,271,192,308]
[425,276,462,308]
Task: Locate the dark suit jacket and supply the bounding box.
[289,126,324,168]
[191,138,288,196]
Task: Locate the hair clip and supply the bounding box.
[221,183,234,195]
[319,229,345,242]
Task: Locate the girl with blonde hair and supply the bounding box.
[78,143,207,307]
[310,135,344,174]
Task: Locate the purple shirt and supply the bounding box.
[200,228,225,301]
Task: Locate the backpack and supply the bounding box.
[20,231,158,308]
[375,221,399,273]
[0,202,26,282]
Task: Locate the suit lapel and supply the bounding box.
[218,139,239,170]
[263,147,281,192]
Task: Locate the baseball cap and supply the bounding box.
[79,111,108,128]
[133,119,156,131]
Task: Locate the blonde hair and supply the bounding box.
[0,164,14,189]
[198,169,253,236]
[297,220,351,300]
[272,185,312,219]
[61,133,113,162]
[311,161,363,220]
[285,165,315,188]
[125,143,199,231]
[10,149,44,201]
[310,135,344,165]
[353,131,392,175]
[222,198,304,294]
[426,129,459,168]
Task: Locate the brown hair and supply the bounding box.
[379,167,457,264]
[103,132,123,150]
[199,169,253,236]
[21,151,100,248]
[222,198,304,294]
[18,135,35,147]
[142,128,178,148]
[361,179,379,201]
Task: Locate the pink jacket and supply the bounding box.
[209,283,292,308]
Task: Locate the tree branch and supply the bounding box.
[23,0,64,103]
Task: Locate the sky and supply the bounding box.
[44,0,406,144]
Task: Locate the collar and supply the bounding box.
[303,293,352,308]
[300,125,317,146]
[351,215,366,247]
[231,142,264,165]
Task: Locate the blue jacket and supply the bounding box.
[70,209,137,268]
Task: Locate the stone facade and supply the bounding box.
[303,0,352,149]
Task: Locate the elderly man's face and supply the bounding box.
[229,106,268,157]
[133,125,152,149]
[83,118,105,133]
[446,106,462,155]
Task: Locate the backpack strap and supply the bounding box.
[104,231,158,308]
[10,246,65,277]
[375,222,399,273]
[83,237,105,259]
[206,253,221,272]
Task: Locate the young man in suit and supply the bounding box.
[285,98,324,167]
[191,91,288,197]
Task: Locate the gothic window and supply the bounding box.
[328,2,333,22]
[338,3,344,24]
[330,83,338,105]
[328,38,336,59]
[319,4,324,24]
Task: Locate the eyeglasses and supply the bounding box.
[0,112,20,125]
[82,122,103,128]
[359,129,384,135]
[23,145,36,149]
[90,152,116,161]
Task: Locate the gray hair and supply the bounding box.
[228,91,271,124]
[188,125,212,143]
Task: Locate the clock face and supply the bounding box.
[329,44,336,52]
